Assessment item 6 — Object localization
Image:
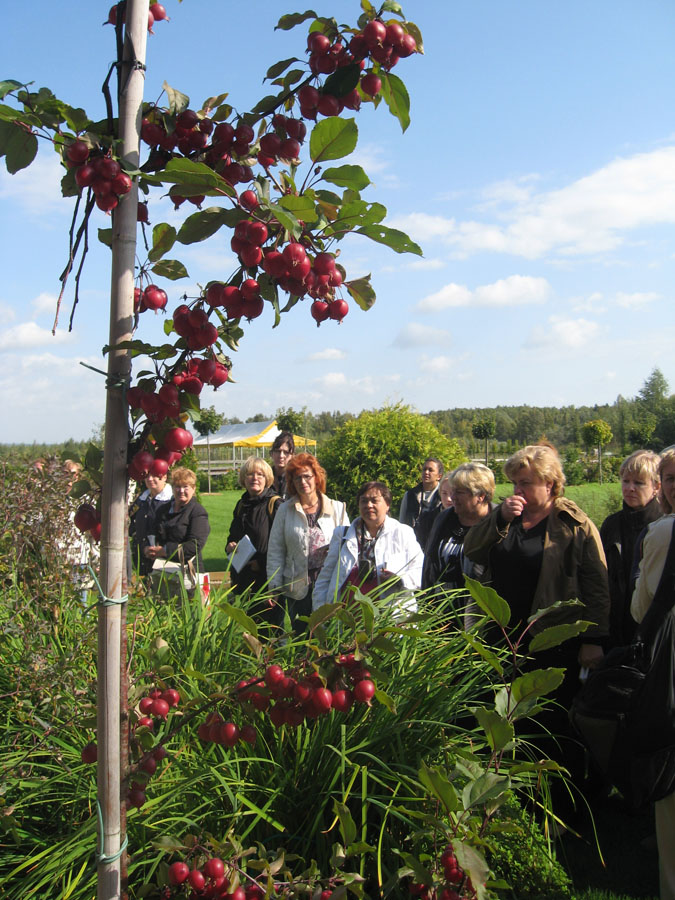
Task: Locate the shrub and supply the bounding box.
[321,403,465,516]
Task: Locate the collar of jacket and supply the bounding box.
[292,492,338,517]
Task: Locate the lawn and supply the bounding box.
[200,490,240,570]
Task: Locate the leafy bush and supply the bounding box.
[322,403,465,516]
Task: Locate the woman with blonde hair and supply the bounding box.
[267,453,349,629]
[145,467,210,574]
[464,443,610,824]
[600,449,662,646]
[226,456,281,614]
[631,446,675,899]
[422,463,495,598]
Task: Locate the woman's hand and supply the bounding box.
[144,545,166,560]
[501,495,527,522]
[578,643,604,669]
[225,541,237,554]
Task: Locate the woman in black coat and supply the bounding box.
[600,449,662,647]
[146,467,210,573]
[226,456,281,608]
[422,463,495,603]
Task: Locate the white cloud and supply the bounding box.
[615,291,660,308]
[0,153,69,219]
[0,321,75,350]
[307,348,347,361]
[314,372,348,389]
[31,292,60,318]
[393,146,675,260]
[392,323,453,348]
[525,316,601,350]
[419,355,453,373]
[408,257,446,271]
[417,275,550,312]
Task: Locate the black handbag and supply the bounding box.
[570,520,675,810]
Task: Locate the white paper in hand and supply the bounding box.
[230,534,257,572]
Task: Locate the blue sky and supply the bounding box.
[2,1,675,442]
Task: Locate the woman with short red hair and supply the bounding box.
[267,453,349,629]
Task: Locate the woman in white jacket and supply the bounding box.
[313,481,423,614]
[266,453,349,630]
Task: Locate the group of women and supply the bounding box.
[128,435,674,899]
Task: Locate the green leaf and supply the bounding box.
[220,602,258,638]
[464,577,511,627]
[374,688,396,713]
[277,193,319,224]
[265,57,300,79]
[462,772,510,810]
[381,71,410,132]
[63,105,90,134]
[345,276,375,312]
[70,479,92,500]
[333,801,357,846]
[266,202,302,237]
[472,707,514,752]
[250,92,288,117]
[200,92,229,112]
[369,635,398,654]
[323,64,361,98]
[177,207,231,244]
[382,1,403,12]
[276,11,318,30]
[98,228,113,248]
[310,117,358,163]
[60,167,78,198]
[2,123,37,173]
[496,668,565,719]
[150,835,187,852]
[163,81,189,116]
[151,259,189,280]
[529,621,590,653]
[0,104,23,124]
[323,164,371,191]
[461,631,504,676]
[418,761,459,814]
[307,603,340,631]
[396,852,433,887]
[148,222,177,262]
[355,224,422,255]
[0,80,23,100]
[143,158,235,196]
[454,844,491,900]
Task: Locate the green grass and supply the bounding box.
[200,490,239,569]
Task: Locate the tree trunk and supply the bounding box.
[598,442,603,484]
[97,3,148,899]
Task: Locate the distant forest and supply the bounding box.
[2,369,672,474]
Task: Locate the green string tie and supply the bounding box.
[96,800,128,865]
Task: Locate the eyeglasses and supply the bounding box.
[272,448,292,456]
[293,473,314,483]
[359,495,384,505]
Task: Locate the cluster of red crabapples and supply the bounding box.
[64,140,132,212]
[198,657,377,741]
[299,18,417,118]
[124,425,194,482]
[127,685,180,809]
[408,844,476,900]
[167,855,247,899]
[80,685,178,810]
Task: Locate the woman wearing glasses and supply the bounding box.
[270,431,295,499]
[267,452,349,629]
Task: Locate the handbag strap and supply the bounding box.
[635,520,675,647]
